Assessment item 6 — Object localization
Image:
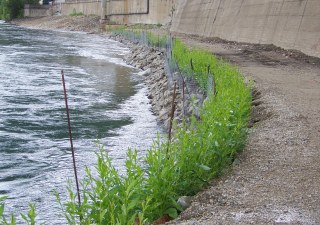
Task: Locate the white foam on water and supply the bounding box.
[0,53,5,63]
[77,48,133,68]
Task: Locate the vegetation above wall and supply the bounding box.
[0,0,38,20]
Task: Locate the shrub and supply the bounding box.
[0,0,38,20]
[1,196,40,225]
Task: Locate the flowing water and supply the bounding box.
[0,21,159,224]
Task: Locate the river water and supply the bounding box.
[0,21,159,224]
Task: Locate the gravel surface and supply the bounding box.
[13,16,320,225]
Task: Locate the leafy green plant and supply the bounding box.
[56,143,150,225]
[0,0,39,20]
[1,196,41,225]
[143,138,181,221]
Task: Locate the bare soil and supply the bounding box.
[13,16,320,225]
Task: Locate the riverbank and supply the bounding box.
[13,16,203,131]
[13,15,320,224]
[12,15,101,33]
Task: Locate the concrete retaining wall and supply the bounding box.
[171,0,320,58]
[60,0,175,25]
[24,4,52,17]
[107,0,176,25]
[61,1,101,16]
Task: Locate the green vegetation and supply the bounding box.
[1,196,40,225]
[0,33,251,224]
[172,39,219,91]
[55,37,252,224]
[146,32,167,48]
[0,0,38,20]
[69,9,84,17]
[110,27,167,48]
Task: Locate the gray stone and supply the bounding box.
[177,196,192,210]
[138,68,151,77]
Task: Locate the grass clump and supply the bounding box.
[56,145,149,225]
[1,196,40,225]
[146,32,167,48]
[110,27,167,48]
[172,39,219,91]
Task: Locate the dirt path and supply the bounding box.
[168,35,320,224]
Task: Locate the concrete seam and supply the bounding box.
[235,0,245,40]
[258,1,273,44]
[209,0,222,37]
[203,0,216,36]
[272,0,285,43]
[237,0,245,16]
[293,0,308,49]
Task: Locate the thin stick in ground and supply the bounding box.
[168,82,177,143]
[61,70,82,210]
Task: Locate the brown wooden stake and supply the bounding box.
[61,70,82,211]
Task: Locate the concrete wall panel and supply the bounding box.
[24,4,52,17]
[171,0,320,57]
[106,0,176,25]
[61,0,176,25]
[61,1,101,16]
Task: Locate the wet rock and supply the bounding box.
[177,196,192,210]
[138,68,151,77]
[109,35,205,130]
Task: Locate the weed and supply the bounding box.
[1,196,41,225]
[56,143,149,224]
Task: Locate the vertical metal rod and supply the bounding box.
[168,82,177,143]
[213,74,216,96]
[61,70,81,209]
[182,78,185,117]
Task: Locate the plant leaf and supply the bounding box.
[165,208,178,219]
[199,164,211,171]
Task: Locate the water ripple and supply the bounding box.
[0,23,159,224]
